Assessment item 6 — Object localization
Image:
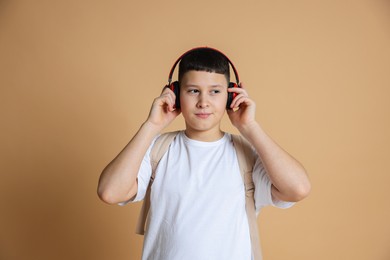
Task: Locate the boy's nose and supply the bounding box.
[196,94,209,108]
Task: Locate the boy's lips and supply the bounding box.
[195,113,211,119]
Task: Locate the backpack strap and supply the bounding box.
[232,134,262,260]
[135,131,179,235]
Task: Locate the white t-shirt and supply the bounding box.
[122,131,293,260]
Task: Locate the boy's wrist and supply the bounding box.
[141,121,164,136]
[237,121,260,136]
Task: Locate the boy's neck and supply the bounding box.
[184,129,225,142]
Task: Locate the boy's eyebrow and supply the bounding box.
[182,84,225,88]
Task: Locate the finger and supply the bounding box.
[161,85,178,101]
[167,93,178,111]
[155,92,174,112]
[230,92,249,108]
[230,97,242,109]
[228,86,249,97]
[164,95,176,112]
[161,85,172,94]
[160,88,177,108]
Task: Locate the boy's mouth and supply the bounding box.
[195,113,211,119]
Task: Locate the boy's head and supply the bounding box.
[167,47,240,109]
[178,48,230,84]
[165,47,241,139]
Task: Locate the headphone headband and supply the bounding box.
[168,47,240,86]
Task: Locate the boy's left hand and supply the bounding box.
[227,83,257,131]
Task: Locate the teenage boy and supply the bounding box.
[98,47,311,260]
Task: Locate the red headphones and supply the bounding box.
[165,47,241,109]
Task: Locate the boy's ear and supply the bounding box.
[226,82,240,109]
[167,81,180,108]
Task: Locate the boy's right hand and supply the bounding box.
[145,86,181,131]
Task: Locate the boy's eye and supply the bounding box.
[186,89,222,94]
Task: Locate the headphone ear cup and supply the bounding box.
[170,81,180,108]
[226,82,238,109]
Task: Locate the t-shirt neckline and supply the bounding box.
[181,131,229,147]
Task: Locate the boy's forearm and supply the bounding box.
[238,122,311,202]
[97,121,161,204]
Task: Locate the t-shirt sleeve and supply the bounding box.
[118,136,158,206]
[252,155,295,213]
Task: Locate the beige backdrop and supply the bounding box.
[1,0,389,259]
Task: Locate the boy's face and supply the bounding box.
[179,70,228,140]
